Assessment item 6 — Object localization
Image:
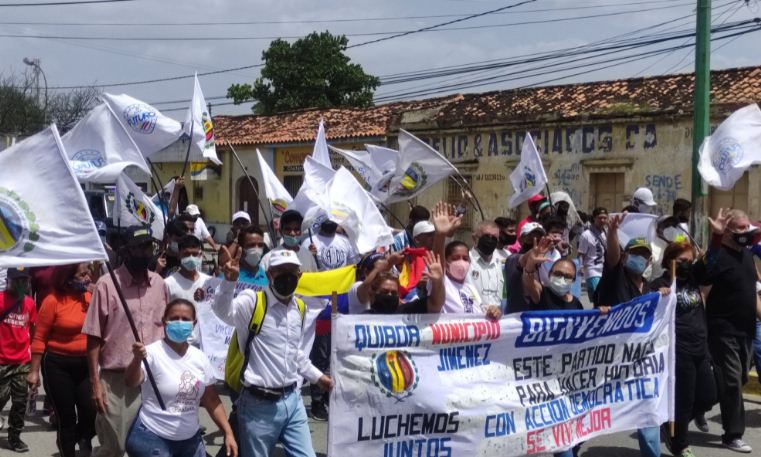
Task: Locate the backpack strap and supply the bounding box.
[295,297,306,326]
[239,290,268,387]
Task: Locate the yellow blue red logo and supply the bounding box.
[0,188,39,254]
[371,350,419,401]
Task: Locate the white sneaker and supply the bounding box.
[723,438,752,453]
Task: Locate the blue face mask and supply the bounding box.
[624,254,648,276]
[165,320,194,343]
[282,234,301,247]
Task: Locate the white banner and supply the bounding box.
[329,291,676,456]
[0,126,107,268]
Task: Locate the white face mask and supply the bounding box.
[547,276,573,296]
[180,255,202,272]
[244,248,264,267]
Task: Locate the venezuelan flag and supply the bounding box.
[296,265,356,335]
[399,247,427,302]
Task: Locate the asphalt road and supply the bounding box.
[2,387,760,457]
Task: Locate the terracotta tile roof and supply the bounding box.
[425,66,761,128]
[214,96,461,146]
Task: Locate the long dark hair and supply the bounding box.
[51,263,86,296]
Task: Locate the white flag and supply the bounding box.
[330,145,399,197]
[289,156,334,232]
[62,103,151,183]
[103,93,183,158]
[508,133,548,208]
[698,103,761,191]
[325,167,394,253]
[184,74,222,165]
[384,130,457,204]
[256,149,292,216]
[612,213,659,248]
[311,120,332,168]
[115,174,165,240]
[0,126,107,268]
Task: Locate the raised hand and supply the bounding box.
[222,247,241,282]
[708,207,731,235]
[609,213,626,232]
[432,201,462,236]
[525,236,552,271]
[423,250,444,281]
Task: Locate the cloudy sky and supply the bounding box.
[1,0,759,120]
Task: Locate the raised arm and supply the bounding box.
[424,251,445,313]
[522,237,552,305]
[167,176,184,219]
[431,202,461,261]
[605,213,624,267]
[357,257,391,304]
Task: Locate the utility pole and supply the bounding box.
[691,0,711,246]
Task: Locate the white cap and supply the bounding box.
[412,221,435,239]
[632,187,656,207]
[268,249,302,268]
[232,211,251,223]
[520,222,545,238]
[185,204,200,216]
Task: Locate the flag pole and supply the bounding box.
[448,175,485,222]
[376,201,407,230]
[308,228,321,270]
[105,261,166,410]
[180,119,195,178]
[226,141,277,244]
[545,183,554,206]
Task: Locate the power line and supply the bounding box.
[0,0,692,26]
[0,0,133,6]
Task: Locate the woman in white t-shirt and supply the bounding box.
[125,299,237,457]
[427,241,501,319]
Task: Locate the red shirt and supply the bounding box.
[0,291,38,364]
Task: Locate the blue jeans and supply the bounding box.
[638,426,661,457]
[586,277,601,303]
[125,415,205,457]
[754,320,761,381]
[237,388,315,457]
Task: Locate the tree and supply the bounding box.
[227,31,380,114]
[0,72,100,137]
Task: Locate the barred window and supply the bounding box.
[446,175,473,231]
[284,175,303,198]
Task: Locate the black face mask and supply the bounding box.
[477,235,498,256]
[677,215,689,223]
[372,293,399,314]
[499,234,517,247]
[321,221,338,235]
[732,231,754,247]
[675,261,693,281]
[124,255,151,273]
[272,272,299,297]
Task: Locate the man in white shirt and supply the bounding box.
[215,250,331,457]
[302,219,359,272]
[185,204,217,251]
[261,210,318,272]
[577,207,608,301]
[468,221,504,309]
[164,235,210,347]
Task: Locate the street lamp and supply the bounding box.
[22,57,48,124]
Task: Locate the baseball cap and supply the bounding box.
[268,249,302,268]
[520,222,545,238]
[412,221,435,239]
[280,209,303,227]
[7,267,30,279]
[185,204,201,216]
[632,188,656,207]
[625,237,652,254]
[232,211,251,224]
[125,226,154,247]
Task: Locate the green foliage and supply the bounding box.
[228,31,380,114]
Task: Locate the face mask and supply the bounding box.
[499,234,517,246]
[732,231,754,247]
[272,272,299,298]
[165,320,194,343]
[283,234,301,248]
[624,254,648,276]
[12,281,28,297]
[677,215,689,223]
[169,241,179,253]
[447,259,469,282]
[69,279,91,293]
[675,261,693,280]
[477,235,498,257]
[180,255,202,272]
[372,293,399,313]
[124,256,151,273]
[321,221,338,235]
[244,248,264,267]
[547,276,573,296]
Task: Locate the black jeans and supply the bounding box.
[41,352,95,457]
[708,331,752,441]
[310,333,331,405]
[672,350,716,452]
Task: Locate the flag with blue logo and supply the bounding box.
[698,103,761,191]
[508,132,547,208]
[103,93,183,158]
